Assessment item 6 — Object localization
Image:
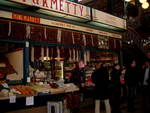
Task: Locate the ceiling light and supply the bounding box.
[142,2,149,9]
[125,0,132,2]
[139,0,147,3]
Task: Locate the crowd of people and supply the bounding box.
[91,59,150,113]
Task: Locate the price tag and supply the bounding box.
[26,96,34,106]
[9,96,16,103]
[2,83,9,88]
[27,77,31,83]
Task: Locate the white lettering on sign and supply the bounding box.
[8,0,90,19]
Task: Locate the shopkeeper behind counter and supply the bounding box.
[70,62,84,88]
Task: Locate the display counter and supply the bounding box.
[0,83,79,113]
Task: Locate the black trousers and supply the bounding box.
[111,85,121,113]
[127,86,136,111]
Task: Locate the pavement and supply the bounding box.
[78,95,144,113]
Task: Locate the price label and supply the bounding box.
[26,96,34,106]
[9,96,16,103]
[27,77,31,83]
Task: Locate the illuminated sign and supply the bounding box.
[8,0,90,19]
[12,13,40,23]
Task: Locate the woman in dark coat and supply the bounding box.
[125,60,140,112]
[111,64,121,113]
[92,63,111,113]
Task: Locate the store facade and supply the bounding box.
[0,0,126,112]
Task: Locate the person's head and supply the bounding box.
[130,60,136,68]
[144,61,150,67]
[114,64,120,70]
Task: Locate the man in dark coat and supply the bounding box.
[91,63,111,113]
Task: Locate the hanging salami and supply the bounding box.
[69,48,72,62]
[82,34,87,46]
[31,46,34,62]
[57,29,61,43]
[40,47,44,61]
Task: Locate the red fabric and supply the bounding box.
[92,35,99,48]
[53,47,57,58]
[64,48,69,61]
[34,46,41,60]
[61,30,73,45]
[109,38,115,50]
[85,34,92,47]
[48,47,53,59]
[44,46,47,56]
[0,20,9,38]
[60,46,64,58]
[10,22,26,40]
[46,27,58,43]
[73,32,83,46]
[90,51,96,60]
[115,39,121,50]
[30,25,44,42]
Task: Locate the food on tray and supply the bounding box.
[10,85,36,96]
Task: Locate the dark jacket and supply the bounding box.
[125,67,140,87]
[111,68,121,96]
[111,68,121,86]
[71,67,83,88]
[91,67,110,100]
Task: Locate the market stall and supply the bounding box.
[0,0,126,112]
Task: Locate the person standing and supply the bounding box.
[141,60,150,113]
[125,60,140,112]
[91,63,111,113]
[120,66,127,101]
[111,64,122,113]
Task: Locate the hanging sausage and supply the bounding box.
[31,46,34,62]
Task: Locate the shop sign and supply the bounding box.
[12,13,40,23]
[93,9,126,29]
[0,10,122,38]
[8,0,90,19]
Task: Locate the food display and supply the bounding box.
[10,85,37,96]
[0,80,6,84]
[0,84,21,97]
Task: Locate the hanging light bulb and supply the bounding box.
[125,0,132,2]
[142,2,149,9]
[139,0,147,4]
